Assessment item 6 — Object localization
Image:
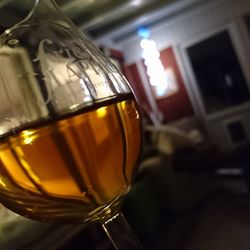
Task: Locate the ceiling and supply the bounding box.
[0,0,203,44]
[60,0,179,37]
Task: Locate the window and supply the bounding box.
[187,30,250,114]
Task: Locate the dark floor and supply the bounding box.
[145,186,250,250]
[61,179,250,250]
[60,142,250,250]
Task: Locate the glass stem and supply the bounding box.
[102,213,144,250]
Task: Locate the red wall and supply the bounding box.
[124,47,194,123]
[124,64,151,113]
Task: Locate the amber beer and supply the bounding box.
[0,93,141,222]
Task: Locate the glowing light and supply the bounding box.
[96,107,107,118]
[137,27,150,39]
[21,130,38,145]
[140,38,169,97]
[136,110,140,120]
[70,104,80,110]
[0,178,6,188]
[121,101,127,110]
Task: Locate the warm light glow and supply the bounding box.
[140,38,169,97]
[121,101,127,110]
[136,110,140,120]
[96,107,107,118]
[0,178,6,188]
[21,130,38,145]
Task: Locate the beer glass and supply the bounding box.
[0,0,143,249]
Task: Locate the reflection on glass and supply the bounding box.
[0,0,143,249]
